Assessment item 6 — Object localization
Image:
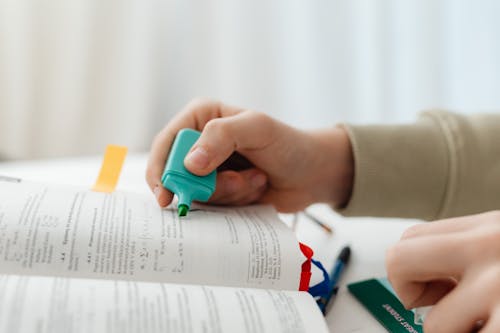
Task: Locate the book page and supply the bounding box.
[0,179,303,290]
[0,274,329,333]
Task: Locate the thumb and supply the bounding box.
[184,111,275,176]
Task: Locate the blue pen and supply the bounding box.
[317,245,351,314]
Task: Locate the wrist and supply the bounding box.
[308,126,354,207]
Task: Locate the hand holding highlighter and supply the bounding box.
[147,99,353,212]
[161,128,216,216]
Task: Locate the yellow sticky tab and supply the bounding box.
[92,145,128,193]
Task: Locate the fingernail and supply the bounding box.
[185,147,209,169]
[251,173,267,188]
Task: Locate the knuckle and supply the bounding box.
[400,224,424,240]
[186,97,216,110]
[476,264,500,289]
[247,110,273,129]
[244,110,277,140]
[485,210,500,223]
[470,225,500,258]
[247,110,269,122]
[205,118,231,137]
[485,225,500,246]
[385,244,403,279]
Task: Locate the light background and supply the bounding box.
[1,0,499,159]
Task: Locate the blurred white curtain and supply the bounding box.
[0,0,160,159]
[1,0,500,159]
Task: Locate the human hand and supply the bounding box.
[386,211,500,333]
[146,98,354,212]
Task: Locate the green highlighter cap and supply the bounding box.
[161,128,216,217]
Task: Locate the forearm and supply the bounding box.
[336,110,500,220]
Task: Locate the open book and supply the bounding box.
[0,177,328,333]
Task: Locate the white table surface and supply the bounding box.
[0,153,423,333]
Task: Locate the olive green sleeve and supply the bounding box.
[337,111,500,220]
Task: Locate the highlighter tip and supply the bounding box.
[178,204,189,217]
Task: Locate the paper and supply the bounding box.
[0,274,328,333]
[0,180,303,290]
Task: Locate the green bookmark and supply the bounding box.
[348,278,423,333]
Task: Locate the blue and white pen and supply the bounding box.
[317,245,351,314]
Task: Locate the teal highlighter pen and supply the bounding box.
[161,128,216,217]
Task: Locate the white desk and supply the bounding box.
[0,154,422,333]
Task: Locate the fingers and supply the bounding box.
[153,184,173,208]
[389,213,498,308]
[387,213,500,333]
[146,98,239,205]
[481,308,500,333]
[408,278,457,308]
[401,217,475,240]
[259,187,315,213]
[209,168,268,205]
[401,211,500,240]
[388,233,467,281]
[184,111,277,176]
[386,233,467,307]
[423,277,489,333]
